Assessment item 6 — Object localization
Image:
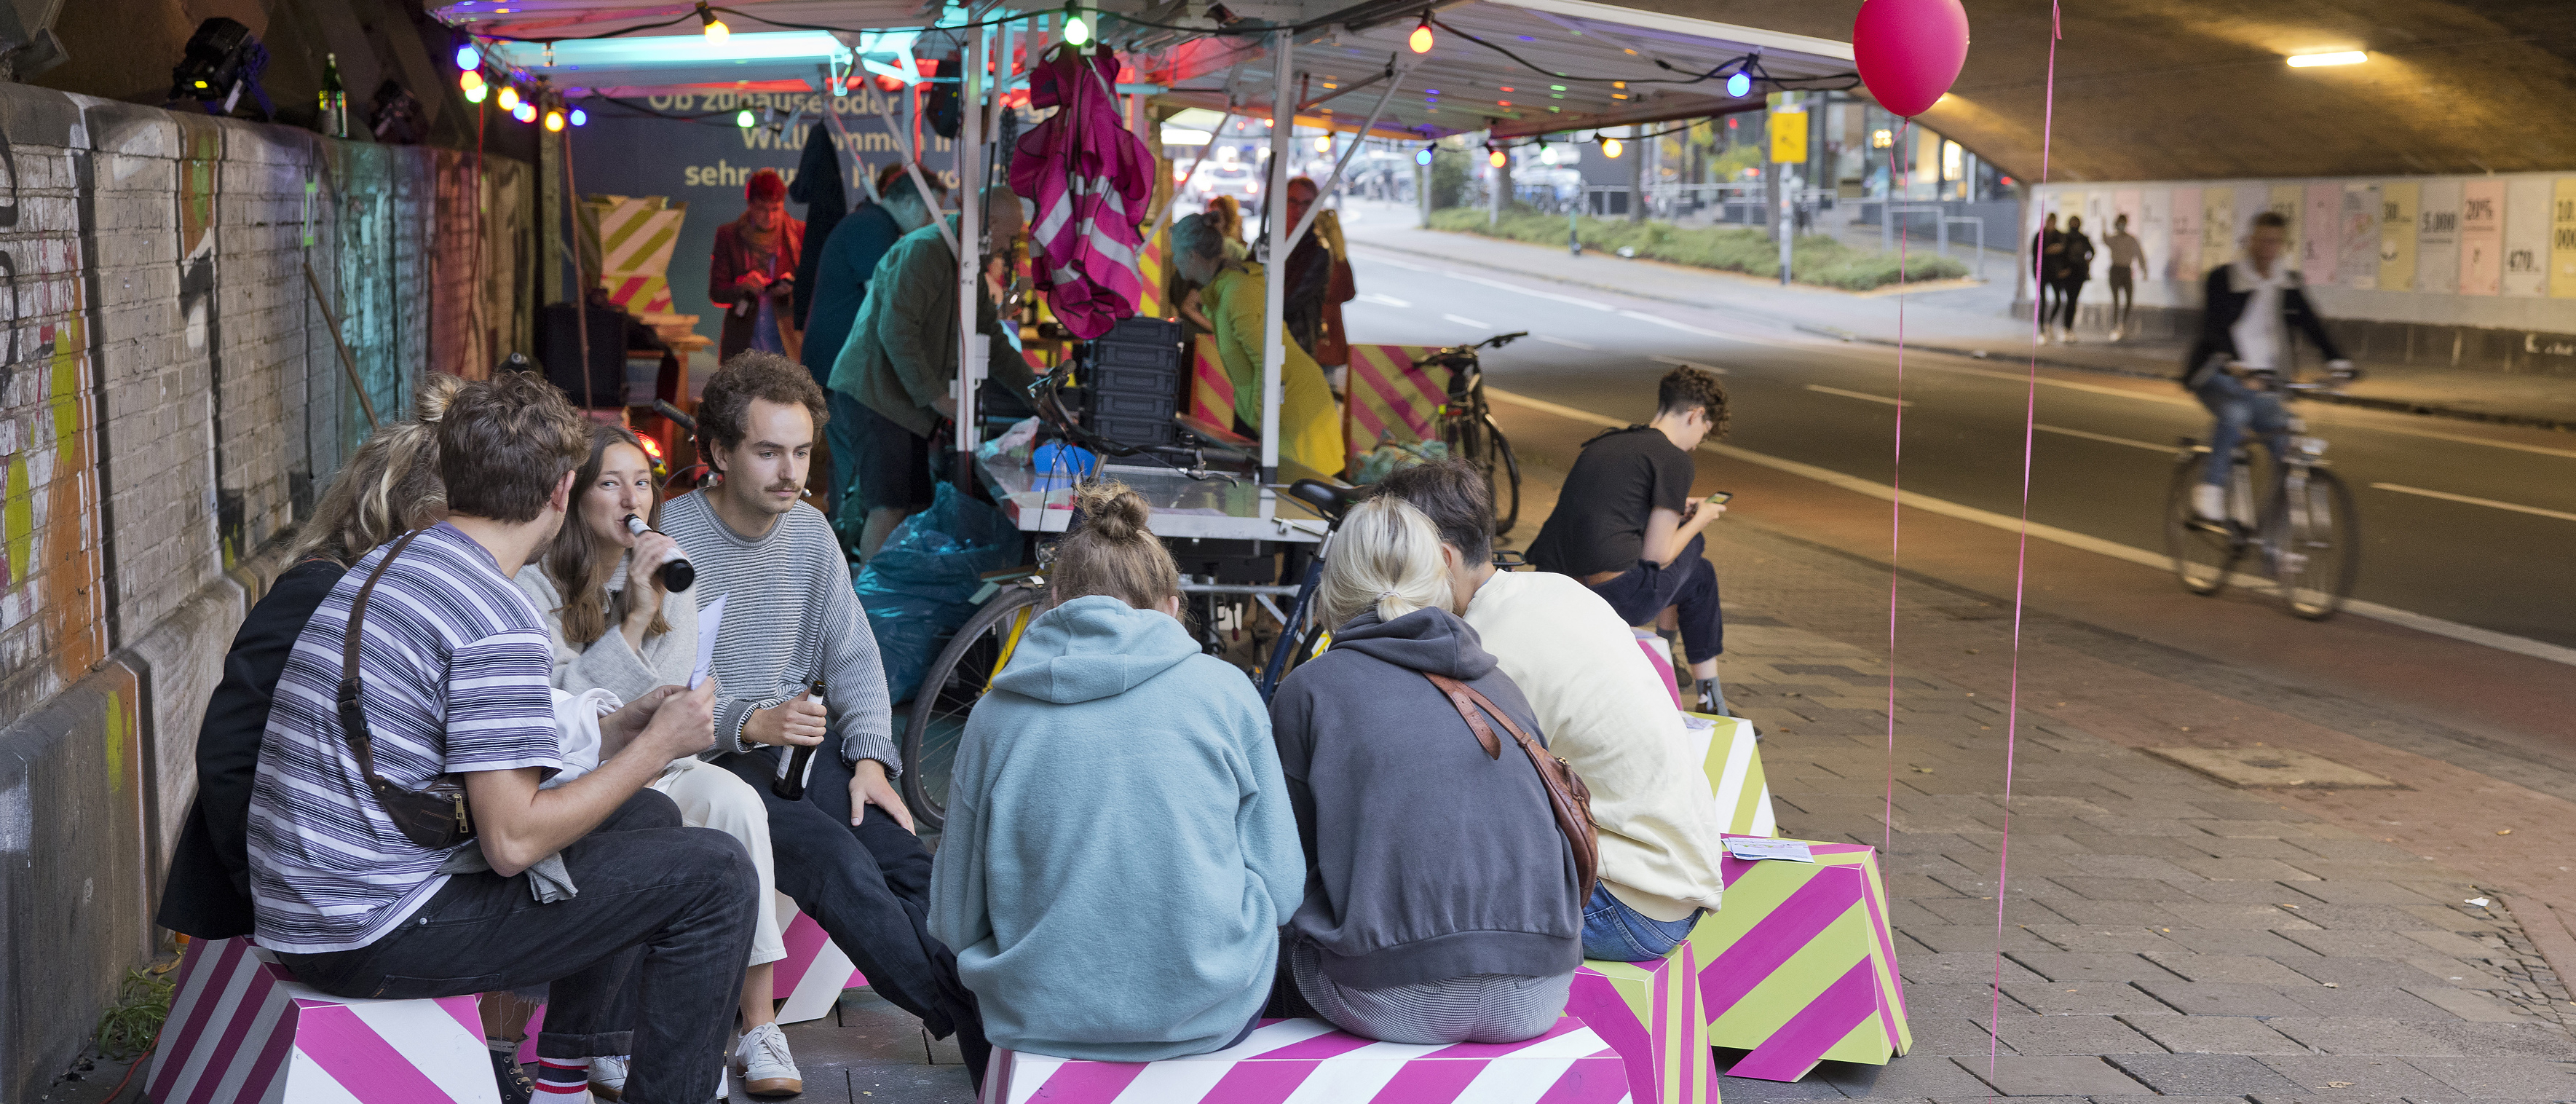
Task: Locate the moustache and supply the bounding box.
[766,482,802,494]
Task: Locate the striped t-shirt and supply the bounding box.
[245,522,562,953]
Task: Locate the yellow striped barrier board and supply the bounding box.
[1568,939,1717,1104]
[1688,839,1909,1082]
[1686,712,1776,838]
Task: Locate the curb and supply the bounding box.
[1793,324,2576,434]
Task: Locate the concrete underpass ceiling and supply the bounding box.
[1613,0,2576,182]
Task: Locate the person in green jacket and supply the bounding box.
[831,185,1033,558]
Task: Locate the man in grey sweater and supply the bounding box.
[662,352,989,1090]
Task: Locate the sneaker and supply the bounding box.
[2191,484,2227,522]
[588,1056,628,1101]
[734,1022,804,1097]
[489,1048,535,1104]
[2109,326,2125,342]
[2062,328,2082,345]
[1694,678,1730,717]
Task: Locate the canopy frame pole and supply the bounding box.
[1258,29,1293,483]
[1288,53,1410,249]
[874,92,958,255]
[954,19,989,480]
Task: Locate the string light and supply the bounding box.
[1726,71,1751,98]
[1062,5,1091,47]
[512,101,537,123]
[1407,17,1434,54]
[735,107,756,127]
[459,70,485,94]
[1600,136,1623,158]
[569,107,588,126]
[454,43,479,70]
[1414,148,1432,165]
[1313,135,1332,152]
[697,1,729,42]
[1487,148,1505,167]
[544,109,565,131]
[464,82,488,103]
[497,85,519,111]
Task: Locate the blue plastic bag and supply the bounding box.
[855,482,1019,702]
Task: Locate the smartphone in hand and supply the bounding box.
[1704,490,1734,505]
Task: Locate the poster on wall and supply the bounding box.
[2502,176,2549,297]
[2547,178,2576,300]
[2337,184,2379,289]
[2083,191,2112,281]
[2261,185,2299,268]
[2138,189,2172,283]
[569,89,959,355]
[2300,183,2338,283]
[2169,186,2200,281]
[2378,181,2419,292]
[2417,178,2460,294]
[2201,187,2237,272]
[2459,178,2502,296]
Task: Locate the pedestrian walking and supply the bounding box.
[2104,213,2144,341]
[2052,215,2095,344]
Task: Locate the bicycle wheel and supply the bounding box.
[2163,454,2241,596]
[2272,467,2358,620]
[1485,416,1522,535]
[899,585,1042,832]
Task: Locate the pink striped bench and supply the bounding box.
[149,937,499,1104]
[979,1016,1632,1103]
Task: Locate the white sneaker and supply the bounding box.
[2062,328,2082,345]
[587,1056,628,1101]
[734,1022,803,1097]
[2191,484,2227,522]
[2109,326,2124,342]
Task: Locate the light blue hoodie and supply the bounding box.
[928,595,1305,1062]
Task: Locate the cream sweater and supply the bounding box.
[1464,570,1727,920]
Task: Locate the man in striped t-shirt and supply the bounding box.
[663,352,991,1091]
[247,373,755,1104]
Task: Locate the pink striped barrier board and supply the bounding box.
[979,1016,1633,1103]
[770,892,866,1024]
[1568,940,1713,1104]
[148,937,499,1104]
[1688,837,1909,1082]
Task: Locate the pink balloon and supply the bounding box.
[1852,0,1970,118]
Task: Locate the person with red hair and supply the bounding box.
[711,167,807,360]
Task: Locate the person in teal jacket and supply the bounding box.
[927,481,1304,1062]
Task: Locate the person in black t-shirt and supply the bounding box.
[1525,366,1731,713]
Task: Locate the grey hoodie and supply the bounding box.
[1268,607,1584,990]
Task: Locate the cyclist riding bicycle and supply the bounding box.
[2183,210,2356,523]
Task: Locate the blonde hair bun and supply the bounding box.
[413,371,468,424]
[1075,481,1153,543]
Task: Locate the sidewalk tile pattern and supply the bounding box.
[976,1017,1632,1103]
[148,937,495,1104]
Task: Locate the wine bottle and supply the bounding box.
[319,53,347,139]
[773,679,823,800]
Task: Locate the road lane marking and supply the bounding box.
[1650,355,1728,374]
[1442,313,1493,329]
[1536,335,1596,350]
[1365,254,1434,271]
[1485,385,2576,668]
[1806,385,1912,408]
[2034,424,2181,452]
[1447,272,1616,310]
[2371,484,2576,524]
[1356,292,1411,308]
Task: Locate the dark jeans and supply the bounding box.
[281,791,755,1104]
[2052,280,2087,328]
[1587,534,1723,665]
[826,389,871,527]
[715,737,989,1083]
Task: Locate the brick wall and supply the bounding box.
[0,84,532,1101]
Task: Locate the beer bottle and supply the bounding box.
[319,53,348,139]
[773,678,823,800]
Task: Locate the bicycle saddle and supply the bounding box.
[1287,478,1363,521]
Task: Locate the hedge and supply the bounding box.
[1424,208,1970,291]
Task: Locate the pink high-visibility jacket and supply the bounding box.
[1010,46,1155,339]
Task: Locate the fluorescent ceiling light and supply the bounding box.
[2285,51,2367,68]
[491,30,847,71]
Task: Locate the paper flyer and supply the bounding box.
[1725,837,1815,863]
[689,593,727,690]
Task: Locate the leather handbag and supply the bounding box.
[336,529,476,850]
[1423,671,1600,899]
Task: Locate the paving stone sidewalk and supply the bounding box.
[1706,524,2576,1103]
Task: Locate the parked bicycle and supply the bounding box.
[2162,378,2357,619]
[1426,331,1527,535]
[897,478,1364,829]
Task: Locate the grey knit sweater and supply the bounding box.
[658,491,899,771]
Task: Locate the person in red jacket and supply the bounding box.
[711,168,805,360]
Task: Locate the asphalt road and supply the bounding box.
[1338,248,2576,652]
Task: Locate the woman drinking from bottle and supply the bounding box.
[515,424,805,1097]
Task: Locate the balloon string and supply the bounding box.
[1883,118,1909,859]
[1993,1,2061,1094]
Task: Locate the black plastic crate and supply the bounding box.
[1091,389,1177,419]
[1092,340,1182,370]
[1089,412,1177,448]
[1089,363,1180,396]
[1102,316,1183,345]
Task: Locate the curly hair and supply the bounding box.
[696,352,829,474]
[1656,365,1731,441]
[438,371,589,523]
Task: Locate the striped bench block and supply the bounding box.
[1686,712,1776,838]
[149,937,499,1104]
[1568,940,1714,1104]
[1688,838,1909,1082]
[772,891,866,1025]
[979,1016,1633,1103]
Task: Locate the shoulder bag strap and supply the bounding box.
[337,529,429,785]
[1424,671,1503,760]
